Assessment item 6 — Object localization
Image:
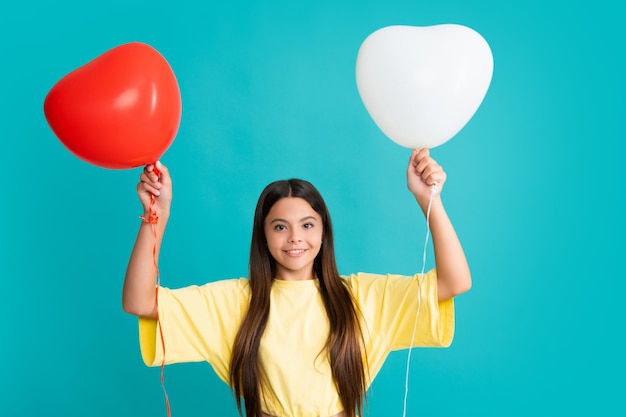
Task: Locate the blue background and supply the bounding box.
[1,0,623,416]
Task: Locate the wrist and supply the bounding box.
[141,208,170,223]
[415,193,442,215]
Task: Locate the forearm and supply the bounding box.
[122,213,169,318]
[422,198,472,301]
[406,149,471,300]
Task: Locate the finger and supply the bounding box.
[420,159,444,178]
[407,150,420,180]
[424,162,443,177]
[423,167,446,186]
[409,149,425,170]
[139,172,162,189]
[415,155,436,175]
[155,160,166,175]
[155,161,172,186]
[144,164,165,183]
[137,181,161,197]
[143,164,154,175]
[407,149,419,170]
[413,148,430,166]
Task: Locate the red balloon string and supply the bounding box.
[139,164,171,417]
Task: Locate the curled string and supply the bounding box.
[402,182,437,417]
[139,165,171,417]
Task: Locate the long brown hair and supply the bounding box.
[229,179,367,417]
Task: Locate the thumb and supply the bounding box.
[154,161,171,184]
[407,149,418,173]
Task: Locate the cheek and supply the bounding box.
[265,234,279,252]
[265,232,288,257]
[313,235,324,252]
[317,231,324,246]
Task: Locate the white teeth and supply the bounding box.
[286,249,305,255]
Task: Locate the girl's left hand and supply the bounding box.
[407,148,446,208]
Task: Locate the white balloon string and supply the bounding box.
[402,182,437,417]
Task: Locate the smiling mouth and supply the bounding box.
[284,249,307,255]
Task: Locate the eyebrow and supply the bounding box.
[269,215,318,224]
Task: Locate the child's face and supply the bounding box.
[264,197,323,281]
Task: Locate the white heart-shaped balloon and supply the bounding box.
[356,24,494,149]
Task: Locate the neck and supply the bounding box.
[274,268,315,281]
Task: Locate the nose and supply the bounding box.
[288,232,302,243]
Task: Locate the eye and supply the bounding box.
[274,224,287,231]
[303,223,314,229]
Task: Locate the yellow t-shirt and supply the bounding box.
[138,270,454,417]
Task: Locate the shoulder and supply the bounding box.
[199,277,250,294]
[166,277,251,300]
[199,277,250,289]
[341,272,391,299]
[341,271,413,288]
[341,270,437,300]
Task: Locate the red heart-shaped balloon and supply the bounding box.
[44,42,182,169]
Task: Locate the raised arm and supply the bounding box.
[122,161,172,318]
[407,149,472,301]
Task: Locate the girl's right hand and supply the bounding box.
[137,161,172,218]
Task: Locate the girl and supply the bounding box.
[123,148,471,417]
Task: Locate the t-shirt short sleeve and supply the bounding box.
[347,269,454,351]
[138,278,250,383]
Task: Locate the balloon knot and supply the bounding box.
[140,193,159,224]
[140,211,159,224]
